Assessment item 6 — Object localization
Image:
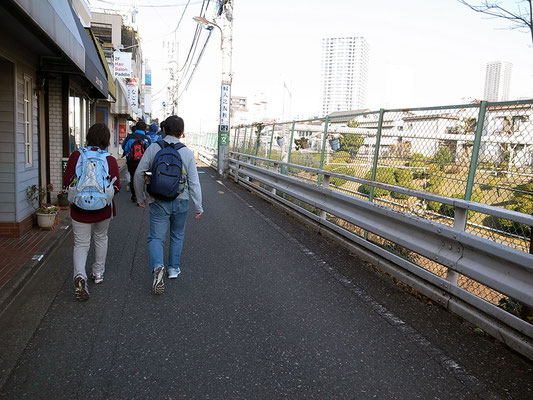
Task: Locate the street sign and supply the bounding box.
[219,132,229,146]
[220,84,230,126]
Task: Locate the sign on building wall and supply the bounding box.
[114,51,132,78]
[144,88,151,114]
[126,78,138,113]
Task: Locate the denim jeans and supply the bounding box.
[148,198,189,272]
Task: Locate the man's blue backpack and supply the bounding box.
[147,140,187,201]
[68,148,116,210]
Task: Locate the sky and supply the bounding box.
[88,0,533,132]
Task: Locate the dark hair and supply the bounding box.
[165,115,184,137]
[160,119,166,132]
[86,123,110,150]
[135,120,147,132]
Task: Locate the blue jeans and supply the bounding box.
[148,198,189,272]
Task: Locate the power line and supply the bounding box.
[90,0,203,8]
[179,29,212,98]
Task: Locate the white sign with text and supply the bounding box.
[114,51,132,78]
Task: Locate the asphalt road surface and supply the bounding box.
[0,166,531,399]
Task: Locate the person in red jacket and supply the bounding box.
[63,123,121,301]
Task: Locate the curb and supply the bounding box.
[0,216,72,316]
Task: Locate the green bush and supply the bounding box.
[434,147,453,171]
[394,169,413,185]
[438,191,482,218]
[332,151,351,163]
[323,164,351,186]
[425,185,442,211]
[410,153,426,179]
[359,167,396,197]
[427,164,445,189]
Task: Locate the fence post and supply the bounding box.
[287,121,296,164]
[254,125,261,157]
[464,101,487,201]
[368,109,385,202]
[268,123,275,161]
[318,116,329,185]
[232,127,239,152]
[241,126,247,153]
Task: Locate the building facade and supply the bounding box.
[320,36,369,116]
[484,61,512,102]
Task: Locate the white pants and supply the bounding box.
[72,219,111,281]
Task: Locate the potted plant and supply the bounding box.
[275,136,284,146]
[328,134,342,151]
[294,137,310,151]
[57,190,69,207]
[26,184,57,228]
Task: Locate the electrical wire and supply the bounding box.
[91,0,203,8]
[178,29,212,98]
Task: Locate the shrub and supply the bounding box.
[434,147,453,171]
[438,191,482,218]
[410,153,426,179]
[425,185,442,212]
[394,169,413,185]
[359,167,396,197]
[323,164,350,186]
[332,151,351,163]
[427,164,445,189]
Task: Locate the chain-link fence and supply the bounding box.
[228,100,533,311]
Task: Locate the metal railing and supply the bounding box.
[186,100,533,360]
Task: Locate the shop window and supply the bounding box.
[69,90,87,153]
[23,75,32,166]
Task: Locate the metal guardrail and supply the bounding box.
[228,151,533,360]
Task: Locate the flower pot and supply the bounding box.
[276,138,285,147]
[329,139,340,151]
[36,212,57,228]
[57,196,69,207]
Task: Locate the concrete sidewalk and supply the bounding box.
[0,165,531,399]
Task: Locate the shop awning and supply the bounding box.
[69,3,108,99]
[11,0,85,71]
[86,28,116,101]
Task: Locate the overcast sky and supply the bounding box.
[88,0,533,131]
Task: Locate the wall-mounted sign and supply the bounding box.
[126,78,138,113]
[220,84,230,132]
[114,51,132,78]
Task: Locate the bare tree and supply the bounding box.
[458,0,533,44]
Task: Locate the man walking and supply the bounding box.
[133,115,203,294]
[122,120,150,203]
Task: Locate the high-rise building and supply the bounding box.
[483,61,512,102]
[320,36,369,116]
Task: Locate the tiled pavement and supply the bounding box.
[0,209,71,312]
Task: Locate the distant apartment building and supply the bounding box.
[320,36,369,116]
[484,61,512,102]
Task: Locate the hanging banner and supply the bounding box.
[114,51,132,78]
[126,78,138,113]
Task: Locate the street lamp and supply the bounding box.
[193,7,233,178]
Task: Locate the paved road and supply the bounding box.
[0,166,531,399]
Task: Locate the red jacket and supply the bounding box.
[63,148,121,223]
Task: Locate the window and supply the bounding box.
[69,90,87,153]
[23,75,32,166]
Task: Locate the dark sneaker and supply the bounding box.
[74,276,89,301]
[131,196,137,203]
[91,272,104,284]
[152,266,165,295]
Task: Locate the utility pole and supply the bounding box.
[216,0,233,178]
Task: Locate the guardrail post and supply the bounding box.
[319,174,331,219]
[318,116,329,185]
[232,127,239,152]
[446,206,468,285]
[464,101,487,201]
[245,156,251,181]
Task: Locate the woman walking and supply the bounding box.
[63,123,121,301]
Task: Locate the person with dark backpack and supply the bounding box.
[133,115,203,295]
[122,120,150,203]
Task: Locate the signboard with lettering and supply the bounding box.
[126,78,138,113]
[114,51,132,78]
[220,84,230,131]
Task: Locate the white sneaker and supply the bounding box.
[152,266,165,294]
[91,272,104,284]
[167,268,180,279]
